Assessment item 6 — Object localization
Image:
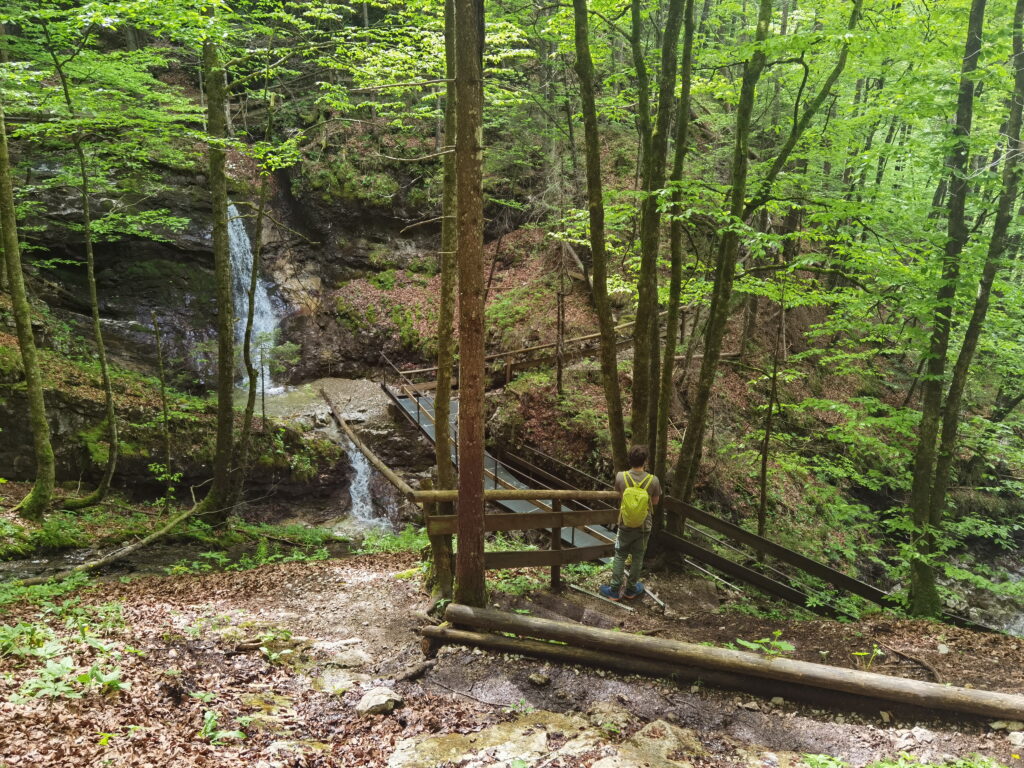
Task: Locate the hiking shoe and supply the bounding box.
[623,582,645,600]
[598,584,621,601]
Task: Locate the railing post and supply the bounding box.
[551,499,562,592]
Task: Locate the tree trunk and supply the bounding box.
[656,0,695,532]
[631,0,685,450]
[672,0,773,501]
[194,36,236,525]
[572,0,628,471]
[674,0,862,500]
[442,604,1024,720]
[44,45,118,510]
[907,0,986,617]
[0,104,55,521]
[430,0,458,600]
[453,0,487,608]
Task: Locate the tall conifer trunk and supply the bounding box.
[453,0,487,607]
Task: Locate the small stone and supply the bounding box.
[740,701,760,711]
[690,685,701,694]
[1009,732,1024,747]
[880,711,891,724]
[770,697,785,706]
[355,687,403,716]
[528,673,550,686]
[937,643,950,655]
[991,721,1011,731]
[1006,721,1024,732]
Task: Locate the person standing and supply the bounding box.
[600,444,661,601]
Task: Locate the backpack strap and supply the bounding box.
[638,473,653,490]
[623,472,636,489]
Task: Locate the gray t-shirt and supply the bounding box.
[614,469,662,532]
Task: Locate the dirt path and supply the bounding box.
[1,556,1021,767]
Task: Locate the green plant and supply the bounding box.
[13,657,80,701]
[503,698,534,715]
[358,524,428,554]
[851,644,885,671]
[198,709,246,745]
[734,630,795,657]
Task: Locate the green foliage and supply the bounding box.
[199,709,246,746]
[733,630,796,657]
[357,524,428,554]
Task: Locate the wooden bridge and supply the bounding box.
[319,347,987,629]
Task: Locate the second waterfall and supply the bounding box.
[228,203,282,391]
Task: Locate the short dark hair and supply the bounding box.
[628,444,649,468]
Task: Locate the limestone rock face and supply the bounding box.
[387,708,807,768]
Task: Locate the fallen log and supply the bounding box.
[445,604,1024,720]
[417,626,965,717]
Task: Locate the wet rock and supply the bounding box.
[314,668,370,695]
[356,686,403,716]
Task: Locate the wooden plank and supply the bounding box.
[426,509,618,535]
[662,498,892,607]
[445,604,1024,721]
[484,544,613,570]
[660,534,842,619]
[415,488,620,502]
[321,389,415,498]
[568,584,635,612]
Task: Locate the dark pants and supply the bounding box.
[609,527,649,592]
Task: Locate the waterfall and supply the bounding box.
[227,203,280,390]
[344,440,386,525]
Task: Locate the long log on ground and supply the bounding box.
[445,604,1024,720]
[417,626,966,717]
[320,388,415,498]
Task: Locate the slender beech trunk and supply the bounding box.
[656,0,695,533]
[0,105,55,521]
[453,0,487,608]
[912,0,1018,617]
[672,0,773,501]
[674,0,862,500]
[46,43,118,510]
[630,0,684,451]
[572,0,628,471]
[152,313,173,511]
[195,36,236,524]
[231,178,270,507]
[429,0,458,601]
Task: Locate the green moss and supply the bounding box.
[0,345,23,378]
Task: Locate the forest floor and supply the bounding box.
[2,552,1023,768]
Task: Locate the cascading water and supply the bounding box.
[344,439,387,526]
[228,203,281,391]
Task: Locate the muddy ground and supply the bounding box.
[2,553,1023,767]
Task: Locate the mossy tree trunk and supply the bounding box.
[195,36,236,525]
[907,0,995,616]
[656,0,694,533]
[0,103,55,521]
[571,0,628,471]
[45,37,118,510]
